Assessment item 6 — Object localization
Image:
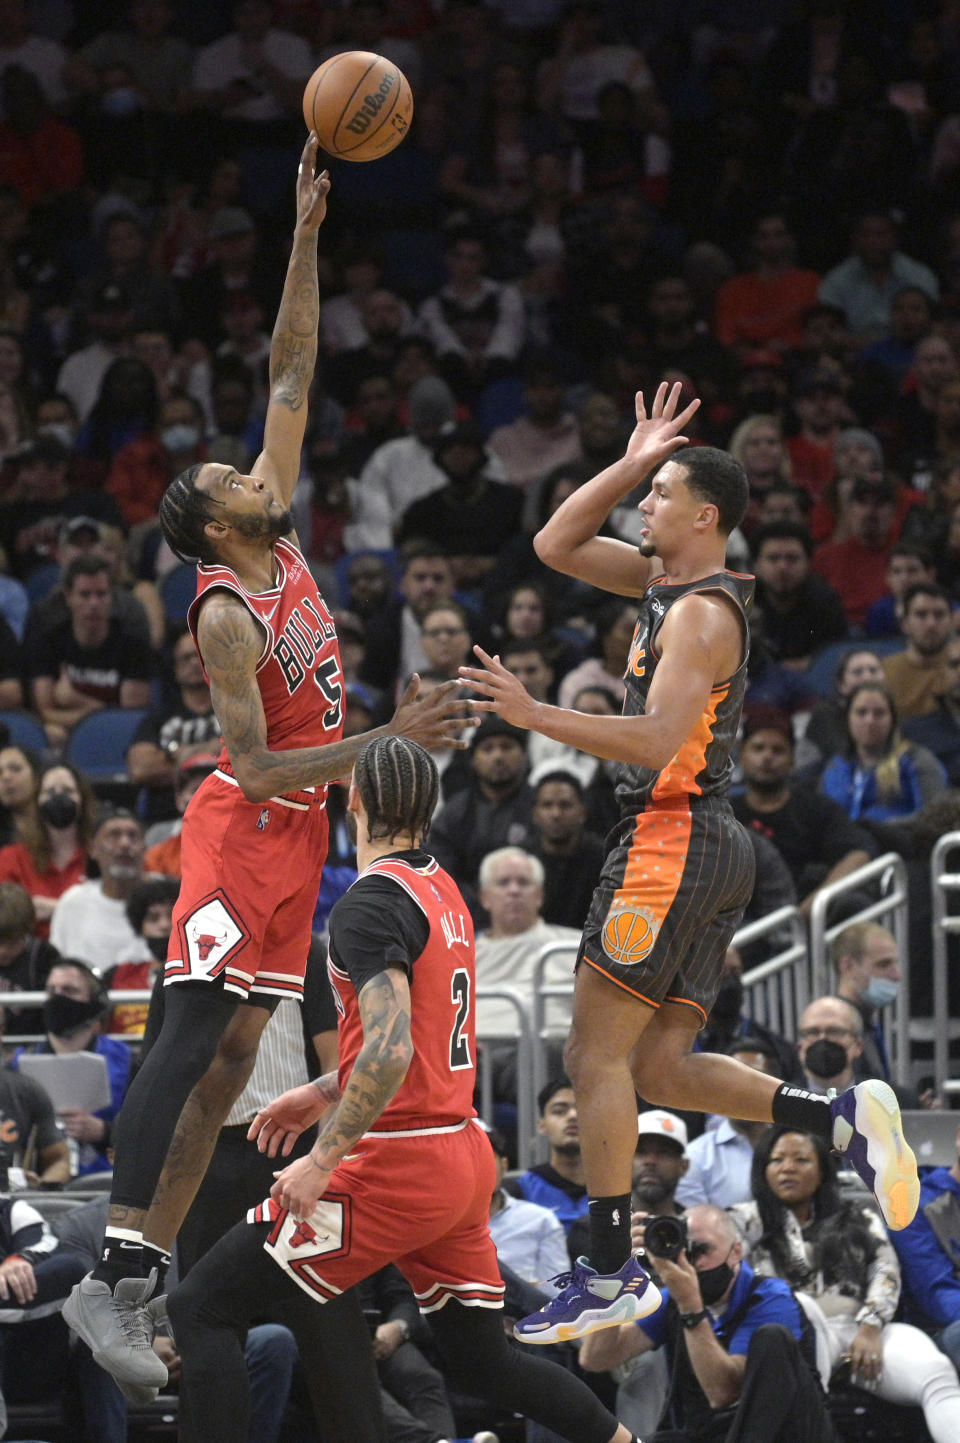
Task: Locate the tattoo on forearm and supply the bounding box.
[312,971,412,1169]
[270,236,319,412]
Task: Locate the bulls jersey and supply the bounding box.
[187,535,343,791]
[618,570,753,815]
[326,851,477,1131]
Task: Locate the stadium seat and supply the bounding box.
[23,562,60,604]
[160,562,198,623]
[805,638,906,698]
[65,708,149,781]
[0,710,47,753]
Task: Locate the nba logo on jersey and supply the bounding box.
[257,808,271,830]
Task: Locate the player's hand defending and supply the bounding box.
[295,133,330,234]
[388,674,478,750]
[271,1150,333,1217]
[624,381,700,470]
[459,646,539,730]
[248,1082,329,1158]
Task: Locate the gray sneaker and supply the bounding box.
[116,1377,160,1407]
[62,1271,169,1389]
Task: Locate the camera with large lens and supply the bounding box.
[643,1213,689,1261]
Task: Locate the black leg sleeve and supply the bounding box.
[723,1325,840,1443]
[427,1301,621,1443]
[110,984,238,1210]
[168,1219,387,1443]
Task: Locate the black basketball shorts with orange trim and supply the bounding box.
[577,801,756,1024]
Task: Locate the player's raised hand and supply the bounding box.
[458,646,539,730]
[248,1081,330,1158]
[624,381,700,469]
[295,132,330,233]
[388,674,478,751]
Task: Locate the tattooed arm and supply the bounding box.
[199,590,474,800]
[271,966,413,1216]
[253,133,330,508]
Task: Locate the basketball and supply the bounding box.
[303,51,413,163]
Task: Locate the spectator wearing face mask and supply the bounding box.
[11,960,134,1177]
[831,921,902,1084]
[105,389,208,526]
[0,762,98,938]
[102,876,180,1038]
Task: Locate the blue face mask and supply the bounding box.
[864,976,899,1009]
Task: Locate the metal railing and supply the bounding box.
[809,852,911,1087]
[737,906,809,1041]
[474,985,536,1168]
[931,832,960,1096]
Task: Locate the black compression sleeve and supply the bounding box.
[328,874,430,995]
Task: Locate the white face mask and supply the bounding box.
[38,423,74,448]
[161,424,201,454]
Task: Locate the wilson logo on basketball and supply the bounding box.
[601,904,660,967]
[345,73,395,134]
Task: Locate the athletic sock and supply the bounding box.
[587,1194,633,1275]
[771,1082,834,1142]
[91,1227,154,1288]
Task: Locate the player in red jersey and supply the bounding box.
[63,137,471,1395]
[165,736,643,1443]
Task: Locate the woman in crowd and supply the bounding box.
[732,1127,960,1443]
[820,682,945,821]
[0,762,96,937]
[0,743,39,848]
[728,412,793,538]
[557,597,636,709]
[804,648,886,763]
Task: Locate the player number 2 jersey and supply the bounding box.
[187,535,343,788]
[617,570,754,815]
[327,856,477,1131]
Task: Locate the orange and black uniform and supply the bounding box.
[578,570,756,1022]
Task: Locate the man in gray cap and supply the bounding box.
[347,374,507,550]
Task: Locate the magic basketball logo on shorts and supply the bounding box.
[601,901,660,967]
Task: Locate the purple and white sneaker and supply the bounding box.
[830,1079,919,1230]
[514,1255,661,1345]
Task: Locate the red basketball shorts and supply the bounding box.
[250,1118,505,1312]
[165,772,329,1001]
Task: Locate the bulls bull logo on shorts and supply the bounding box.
[173,892,251,980]
[601,901,660,968]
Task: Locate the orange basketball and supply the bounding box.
[302,51,413,163]
[602,907,656,966]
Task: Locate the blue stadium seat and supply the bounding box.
[0,709,47,753]
[805,638,906,698]
[65,708,149,781]
[160,563,198,623]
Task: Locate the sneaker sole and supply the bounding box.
[858,1079,920,1231]
[116,1378,160,1407]
[62,1290,169,1389]
[516,1281,663,1345]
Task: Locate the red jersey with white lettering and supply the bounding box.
[187,535,343,791]
[326,856,477,1131]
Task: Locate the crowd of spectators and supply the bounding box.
[1,0,960,1438]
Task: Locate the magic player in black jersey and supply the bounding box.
[462,383,919,1345]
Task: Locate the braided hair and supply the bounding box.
[354,736,439,844]
[159,464,215,564]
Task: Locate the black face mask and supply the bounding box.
[697,1258,736,1306]
[38,793,79,829]
[146,935,169,962]
[804,1038,849,1079]
[710,976,744,1027]
[43,993,102,1038]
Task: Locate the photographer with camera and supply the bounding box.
[580,1203,838,1442]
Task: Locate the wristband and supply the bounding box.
[679,1309,709,1330]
